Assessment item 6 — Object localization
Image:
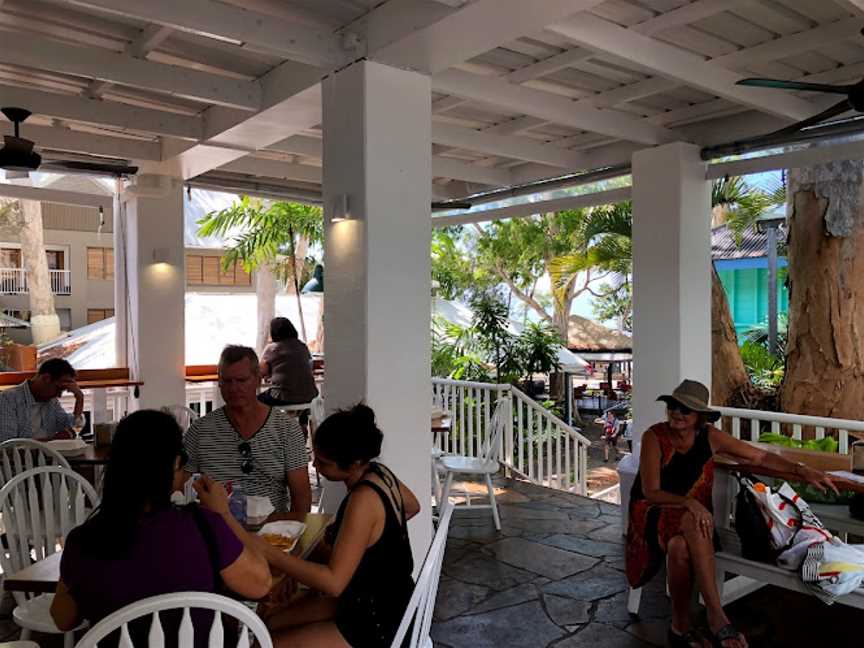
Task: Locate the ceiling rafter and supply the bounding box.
[87,24,175,98]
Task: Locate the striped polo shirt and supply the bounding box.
[184,407,308,512]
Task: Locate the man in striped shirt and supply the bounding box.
[184,345,311,513]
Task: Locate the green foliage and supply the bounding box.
[713,175,786,244]
[517,322,561,379]
[758,432,838,453]
[197,195,323,279]
[431,228,483,300]
[743,312,788,356]
[739,340,784,388]
[592,281,632,332]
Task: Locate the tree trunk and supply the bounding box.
[780,161,864,418]
[19,200,60,344]
[255,263,277,354]
[711,264,754,406]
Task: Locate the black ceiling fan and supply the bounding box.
[0,107,138,177]
[735,77,864,137]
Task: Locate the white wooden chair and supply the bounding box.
[75,591,273,648]
[436,396,509,531]
[390,503,455,648]
[160,405,199,432]
[0,466,99,648]
[0,439,71,484]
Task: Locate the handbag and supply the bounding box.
[734,474,809,564]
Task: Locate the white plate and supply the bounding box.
[258,520,306,552]
[45,439,88,456]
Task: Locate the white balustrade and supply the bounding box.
[0,268,71,295]
[715,406,864,455]
[432,378,590,495]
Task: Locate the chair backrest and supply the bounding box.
[480,396,510,463]
[75,591,273,648]
[161,405,199,432]
[0,466,99,605]
[309,396,326,433]
[390,504,455,648]
[0,438,71,484]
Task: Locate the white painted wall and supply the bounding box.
[630,142,711,449]
[120,176,186,409]
[322,60,433,557]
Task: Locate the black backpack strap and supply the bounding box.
[186,504,225,591]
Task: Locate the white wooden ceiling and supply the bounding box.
[0,0,862,200]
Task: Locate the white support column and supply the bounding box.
[119,175,186,410]
[631,142,711,447]
[322,61,433,556]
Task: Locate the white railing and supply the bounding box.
[432,378,590,495]
[715,406,864,455]
[0,268,71,295]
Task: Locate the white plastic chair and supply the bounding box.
[390,503,454,648]
[0,439,71,484]
[0,466,99,648]
[436,397,509,531]
[161,405,199,432]
[75,591,273,648]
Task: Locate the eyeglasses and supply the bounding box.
[667,401,693,416]
[238,441,254,474]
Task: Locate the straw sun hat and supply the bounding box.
[657,379,720,422]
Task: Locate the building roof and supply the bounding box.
[711,223,787,262]
[567,315,631,353]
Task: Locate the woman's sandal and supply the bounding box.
[707,624,745,648]
[668,627,707,648]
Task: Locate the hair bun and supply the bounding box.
[351,403,376,425]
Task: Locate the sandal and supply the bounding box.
[707,624,745,648]
[668,627,706,648]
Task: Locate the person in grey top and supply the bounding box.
[258,317,318,406]
[0,359,84,443]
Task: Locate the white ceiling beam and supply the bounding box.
[219,157,322,184]
[585,76,679,109]
[58,0,346,67]
[631,0,740,36]
[432,96,468,113]
[369,0,604,74]
[0,31,260,110]
[432,123,586,168]
[268,134,323,159]
[433,187,631,227]
[88,24,175,98]
[0,182,113,209]
[432,157,512,185]
[0,84,202,139]
[711,18,864,70]
[706,138,864,178]
[0,122,160,160]
[548,14,816,121]
[509,140,639,185]
[504,47,594,84]
[484,116,549,136]
[433,69,679,144]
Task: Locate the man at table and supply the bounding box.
[0,358,84,443]
[185,345,312,513]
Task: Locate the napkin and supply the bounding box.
[247,495,275,520]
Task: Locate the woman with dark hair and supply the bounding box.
[50,409,271,637]
[258,317,318,407]
[208,403,420,648]
[626,380,837,648]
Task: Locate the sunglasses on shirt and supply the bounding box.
[238,441,254,474]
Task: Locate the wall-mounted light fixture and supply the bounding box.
[329,194,352,222]
[152,247,173,264]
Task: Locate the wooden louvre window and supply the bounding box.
[87,247,113,280]
[87,308,115,324]
[186,255,204,285]
[186,254,251,286]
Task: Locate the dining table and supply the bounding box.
[3,511,334,595]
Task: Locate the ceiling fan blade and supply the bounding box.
[736,78,852,95]
[42,159,138,176]
[768,98,854,138]
[432,201,472,210]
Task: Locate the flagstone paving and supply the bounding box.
[432,477,863,648]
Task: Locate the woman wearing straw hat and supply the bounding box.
[625,380,837,648]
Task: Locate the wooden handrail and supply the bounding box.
[0,367,130,386]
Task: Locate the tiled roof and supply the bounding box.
[712,223,787,261]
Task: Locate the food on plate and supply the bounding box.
[261,532,297,550]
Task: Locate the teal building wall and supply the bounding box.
[715,257,788,341]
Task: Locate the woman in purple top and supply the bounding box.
[50,410,272,643]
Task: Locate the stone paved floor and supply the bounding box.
[433,478,863,648]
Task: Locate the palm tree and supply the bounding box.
[197,196,323,351]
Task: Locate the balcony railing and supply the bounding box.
[0,268,71,295]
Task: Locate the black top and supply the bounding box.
[327,463,415,647]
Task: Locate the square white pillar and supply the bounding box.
[117,175,186,410]
[322,61,433,555]
[631,142,711,448]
